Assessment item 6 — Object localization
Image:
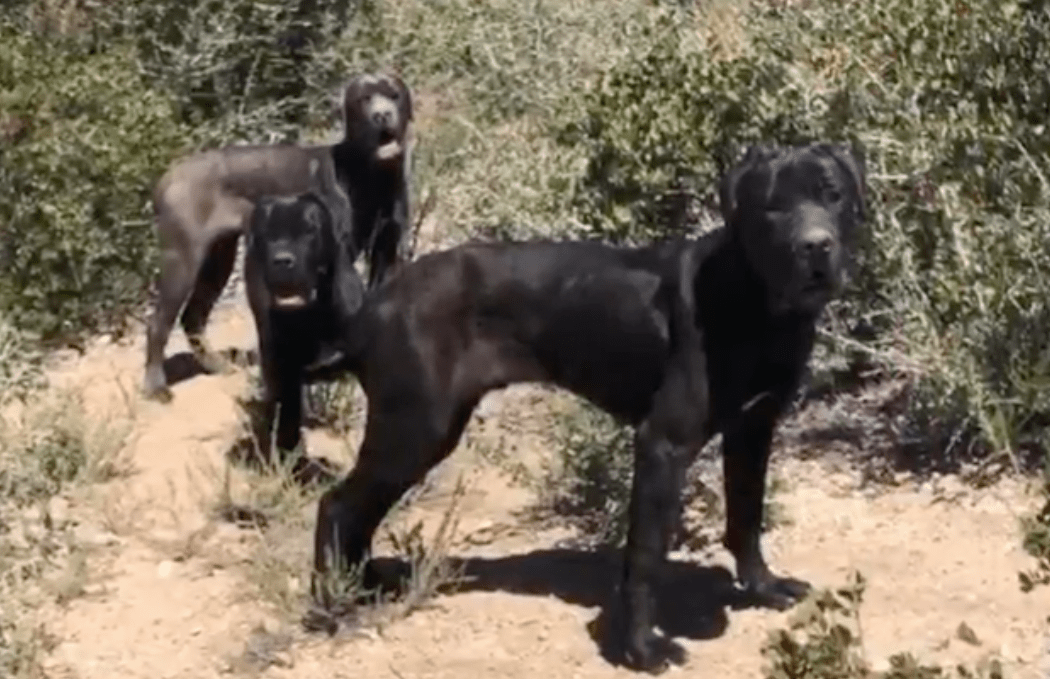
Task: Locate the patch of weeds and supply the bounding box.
[1019,481,1050,594]
[374,475,470,628]
[0,610,59,679]
[234,453,469,637]
[226,621,295,676]
[303,376,363,434]
[535,402,638,547]
[0,386,134,507]
[762,571,1006,679]
[0,383,130,678]
[537,400,788,549]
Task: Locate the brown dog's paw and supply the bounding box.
[142,384,174,404]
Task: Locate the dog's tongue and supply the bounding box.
[376,140,402,161]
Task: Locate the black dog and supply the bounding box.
[307,143,866,673]
[243,188,365,473]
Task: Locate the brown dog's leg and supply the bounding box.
[143,246,200,403]
[181,231,240,375]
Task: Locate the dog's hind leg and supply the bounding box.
[143,242,201,403]
[309,398,475,621]
[181,230,240,375]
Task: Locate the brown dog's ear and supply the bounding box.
[818,142,867,222]
[719,145,775,224]
[384,70,413,122]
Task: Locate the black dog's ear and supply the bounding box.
[819,143,867,221]
[719,145,775,224]
[330,231,365,325]
[245,200,274,253]
[299,191,331,235]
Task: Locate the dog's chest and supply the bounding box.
[705,324,812,423]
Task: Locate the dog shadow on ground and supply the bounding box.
[161,347,258,388]
[369,547,767,666]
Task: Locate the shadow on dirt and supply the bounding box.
[161,347,257,388]
[364,547,775,668]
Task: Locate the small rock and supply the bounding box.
[47,497,71,527]
[261,617,282,636]
[870,657,891,673]
[286,576,301,594]
[157,560,175,579]
[22,505,42,524]
[76,526,121,547]
[152,528,181,545]
[272,651,294,668]
[956,621,980,646]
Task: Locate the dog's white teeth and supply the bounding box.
[273,295,307,308]
[376,140,402,161]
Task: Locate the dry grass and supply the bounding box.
[0,380,137,678]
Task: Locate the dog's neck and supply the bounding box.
[331,140,401,187]
[700,226,821,330]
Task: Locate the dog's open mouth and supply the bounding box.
[272,294,309,309]
[376,130,402,161]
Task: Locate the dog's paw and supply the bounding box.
[142,384,174,404]
[301,604,339,636]
[744,574,812,611]
[623,630,688,675]
[196,351,234,375]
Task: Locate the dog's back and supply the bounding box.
[352,238,707,420]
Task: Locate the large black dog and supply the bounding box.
[244,186,365,472]
[306,143,866,673]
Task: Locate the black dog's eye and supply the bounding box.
[825,187,842,203]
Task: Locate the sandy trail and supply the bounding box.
[28,278,1050,679]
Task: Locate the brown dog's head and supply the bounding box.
[342,71,413,166]
[718,142,867,316]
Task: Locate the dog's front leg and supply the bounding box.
[622,422,693,673]
[722,411,811,609]
[622,347,708,674]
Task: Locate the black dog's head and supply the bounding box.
[719,142,866,316]
[247,192,337,311]
[342,71,413,167]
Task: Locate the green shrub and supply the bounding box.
[0,27,189,343]
[562,0,1050,460]
[113,0,360,141]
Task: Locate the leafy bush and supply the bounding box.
[0,0,364,344]
[0,26,189,343]
[113,0,360,141]
[562,0,1050,460]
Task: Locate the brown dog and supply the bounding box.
[141,72,413,403]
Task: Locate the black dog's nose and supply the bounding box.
[273,252,295,269]
[372,111,392,128]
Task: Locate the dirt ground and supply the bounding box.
[27,248,1050,679]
